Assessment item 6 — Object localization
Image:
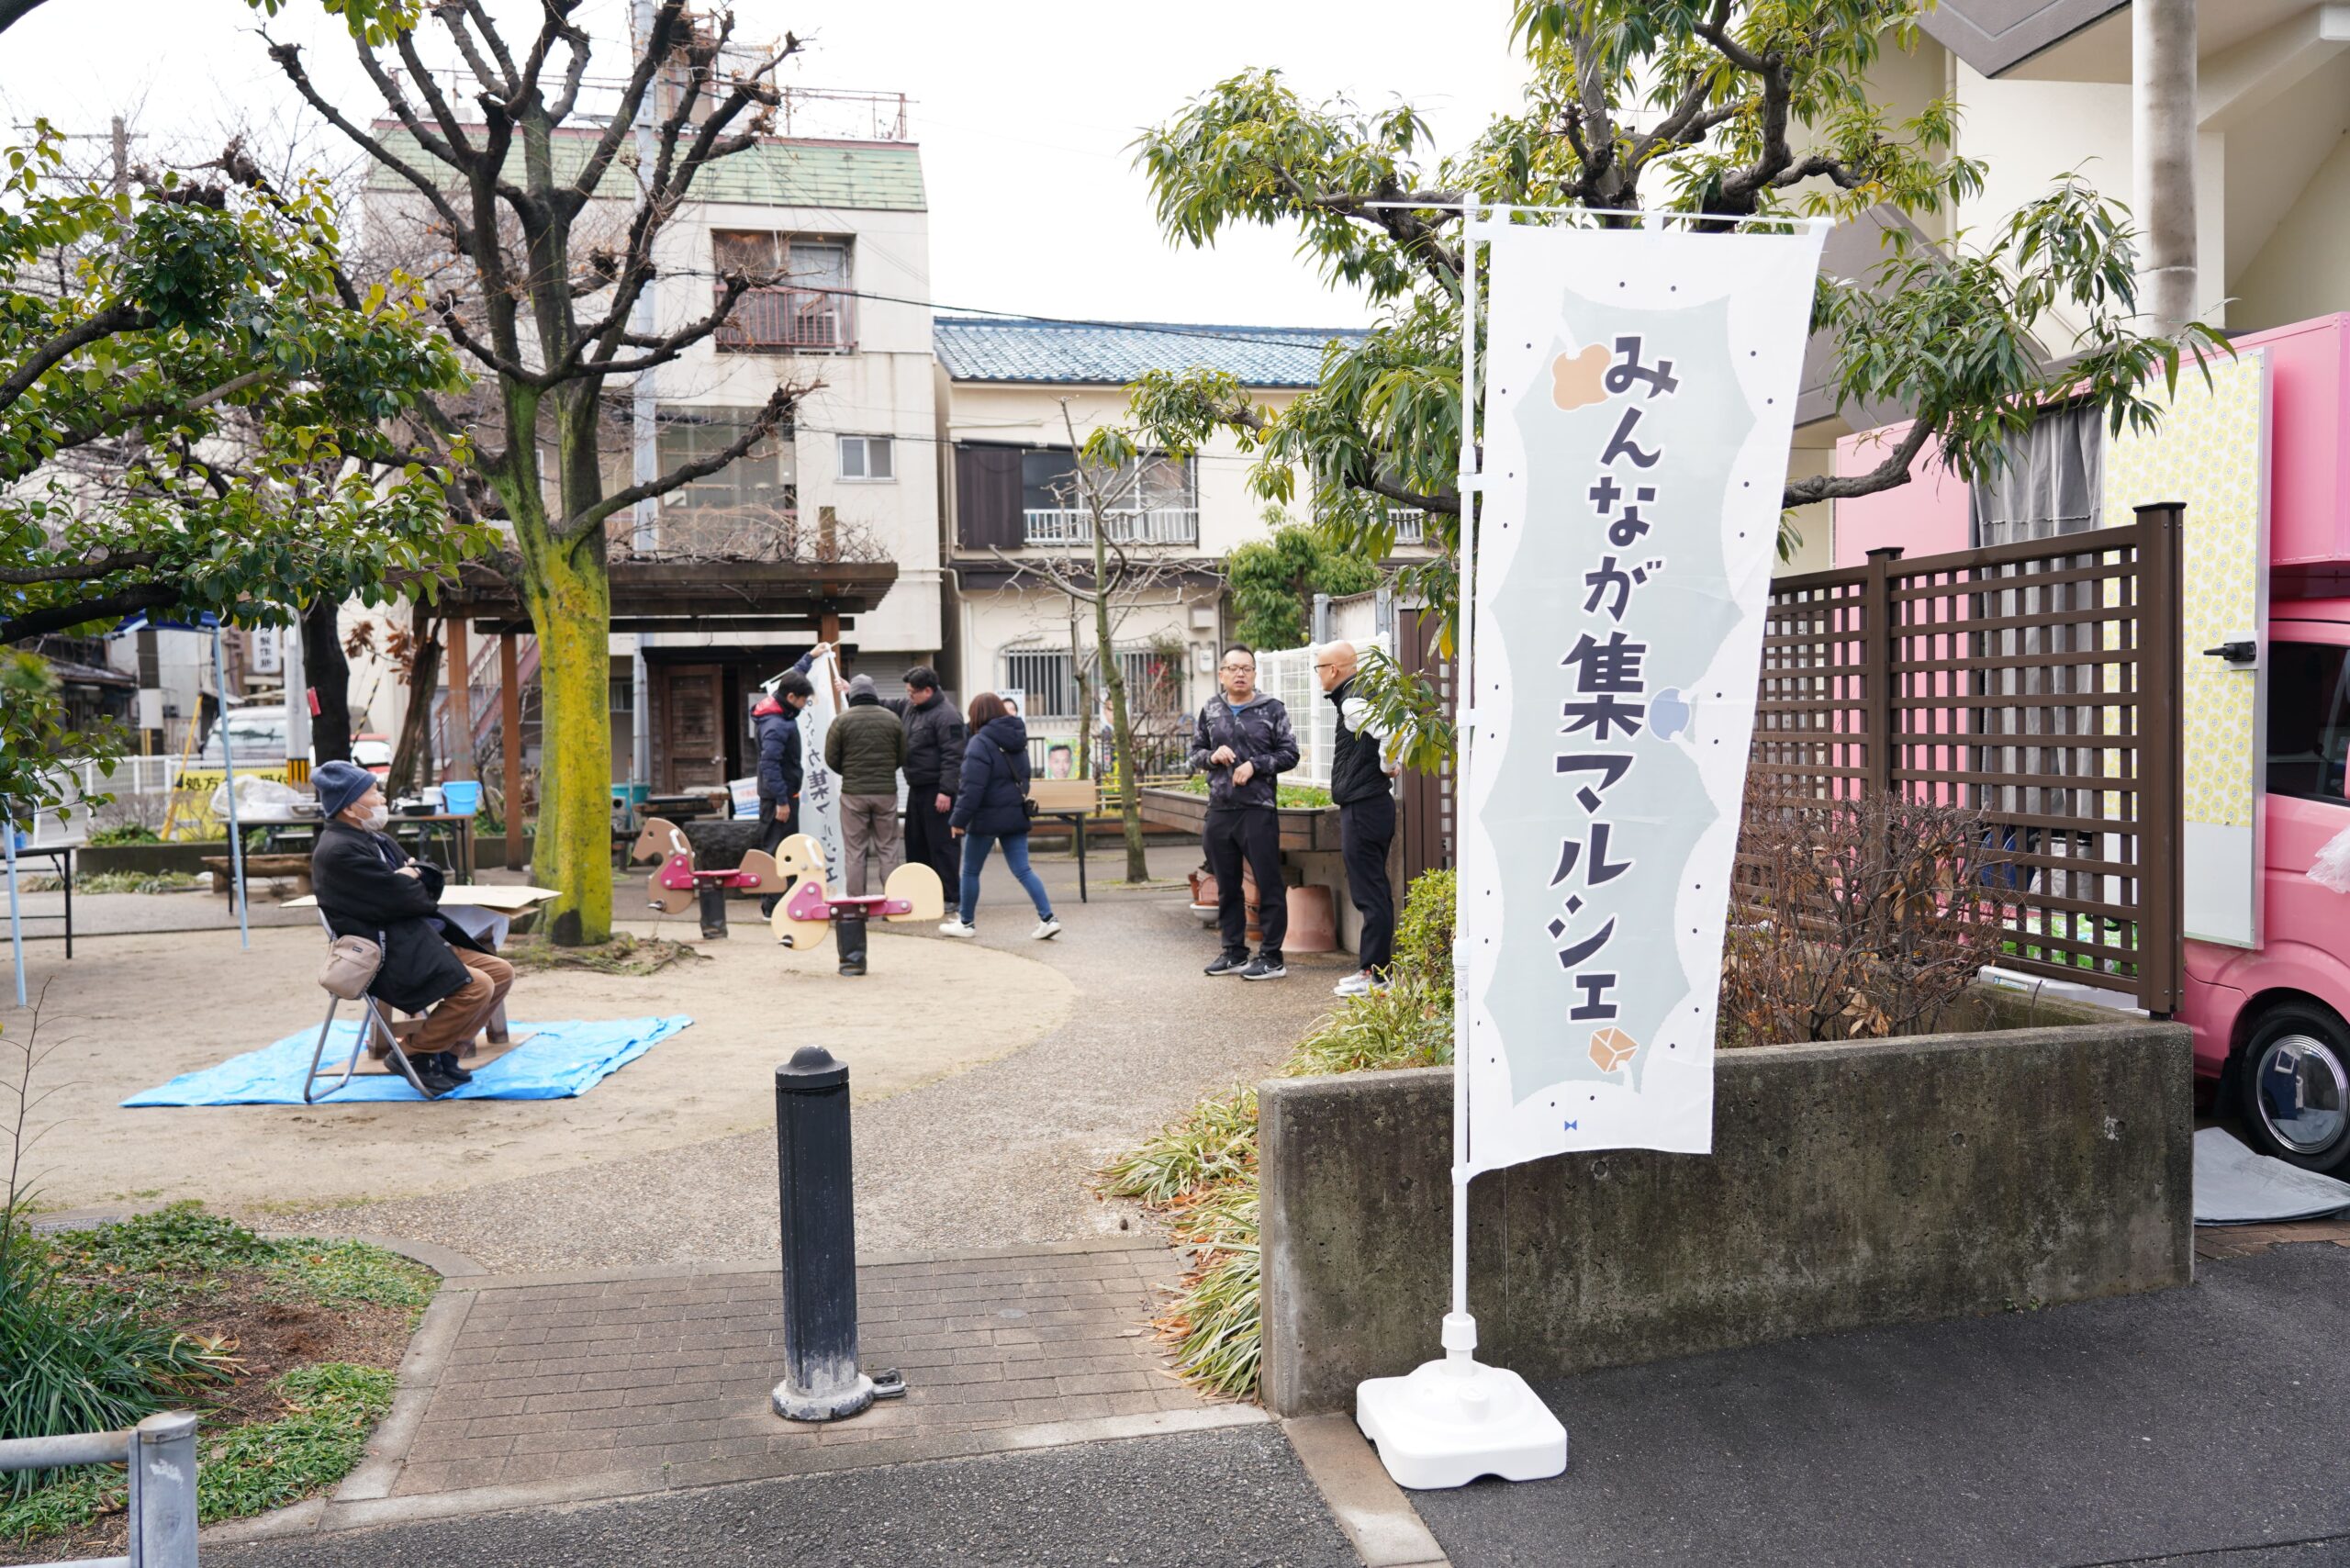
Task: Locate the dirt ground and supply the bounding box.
[5,919,1072,1215]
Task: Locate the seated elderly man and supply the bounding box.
[308,759,512,1098]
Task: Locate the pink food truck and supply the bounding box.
[1833,312,2350,1174]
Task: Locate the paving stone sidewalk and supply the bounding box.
[289,1237,1262,1535]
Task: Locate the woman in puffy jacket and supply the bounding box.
[941,691,1061,941]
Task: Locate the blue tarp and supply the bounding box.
[123,1016,692,1107]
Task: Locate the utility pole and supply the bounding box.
[2132,0,2199,335]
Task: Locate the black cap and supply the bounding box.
[776,1045,847,1091]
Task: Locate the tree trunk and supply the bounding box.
[303,597,352,764]
[386,600,441,798]
[2132,0,2199,334]
[1091,525,1149,882]
[520,530,614,946]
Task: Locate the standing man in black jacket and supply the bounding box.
[1191,644,1301,980]
[1318,642,1402,996]
[886,666,964,896]
[308,760,511,1097]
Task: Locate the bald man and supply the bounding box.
[1316,641,1402,996]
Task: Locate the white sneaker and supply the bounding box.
[938,919,978,938]
[1334,970,1373,997]
[1031,917,1063,940]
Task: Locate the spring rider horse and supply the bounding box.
[767,834,944,976]
[630,817,792,938]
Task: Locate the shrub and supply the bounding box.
[1723,783,2009,1047]
[1392,868,1456,1003]
[88,823,160,846]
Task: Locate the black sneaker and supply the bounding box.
[413,1061,463,1097]
[1239,955,1288,981]
[1204,952,1248,977]
[438,1053,474,1084]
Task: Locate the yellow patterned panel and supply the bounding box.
[2102,349,2267,832]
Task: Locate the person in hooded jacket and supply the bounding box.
[940,691,1060,941]
[751,644,824,915]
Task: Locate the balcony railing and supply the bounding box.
[715,286,854,353]
[1023,508,1199,547]
[1391,508,1427,544]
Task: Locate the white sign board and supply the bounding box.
[1463,218,1824,1170]
[797,652,846,881]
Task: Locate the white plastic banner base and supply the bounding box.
[1356,1314,1566,1490]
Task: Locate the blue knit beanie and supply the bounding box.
[314,759,375,820]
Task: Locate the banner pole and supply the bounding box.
[215,627,250,952]
[1451,213,1481,1324]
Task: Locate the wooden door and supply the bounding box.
[662,665,726,793]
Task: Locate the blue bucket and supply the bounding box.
[440,780,482,816]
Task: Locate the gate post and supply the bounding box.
[2134,502,2186,1016]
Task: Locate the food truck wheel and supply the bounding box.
[2232,1002,2350,1173]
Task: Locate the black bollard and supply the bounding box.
[698,883,729,940]
[772,1047,875,1420]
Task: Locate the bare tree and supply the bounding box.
[265,2,818,944]
[990,401,1196,884]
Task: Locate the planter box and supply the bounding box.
[1136,786,1343,853]
[1257,988,2195,1417]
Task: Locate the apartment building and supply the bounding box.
[932,317,1382,769]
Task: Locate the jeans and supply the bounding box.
[1203,807,1285,959]
[959,830,1054,925]
[1339,793,1397,975]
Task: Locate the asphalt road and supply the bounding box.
[1412,1244,2350,1568]
[208,1426,1355,1568]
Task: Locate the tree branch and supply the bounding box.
[266,41,477,251]
[0,304,147,418]
[2,583,182,646]
[1781,418,1934,506]
[0,549,162,587]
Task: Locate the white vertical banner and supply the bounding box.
[797,652,846,882]
[1463,218,1826,1171]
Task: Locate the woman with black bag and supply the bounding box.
[939,691,1061,941]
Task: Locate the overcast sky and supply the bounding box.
[0,0,1526,327]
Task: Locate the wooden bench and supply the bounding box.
[201,853,312,902]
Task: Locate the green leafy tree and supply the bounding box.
[1121,0,2222,767]
[1225,516,1379,651]
[269,2,813,945]
[0,129,474,818]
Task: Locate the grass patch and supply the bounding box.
[500,931,707,977]
[20,871,199,895]
[1,1205,434,1554]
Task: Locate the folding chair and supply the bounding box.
[307,911,431,1102]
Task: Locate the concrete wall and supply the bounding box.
[1258,998,2195,1416]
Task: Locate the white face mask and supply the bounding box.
[353,803,390,832]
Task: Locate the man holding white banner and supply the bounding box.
[1357,208,1826,1490]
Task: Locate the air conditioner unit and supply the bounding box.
[1189,607,1218,631]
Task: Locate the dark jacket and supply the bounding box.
[886,692,966,794]
[309,820,487,1014]
[1189,693,1300,811]
[825,695,908,796]
[1326,677,1395,807]
[950,715,1034,838]
[753,652,817,803]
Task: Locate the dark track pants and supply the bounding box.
[1204,807,1285,960]
[1339,792,1397,975]
[902,785,958,894]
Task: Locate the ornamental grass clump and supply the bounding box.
[1103,871,1456,1401]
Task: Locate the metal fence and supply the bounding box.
[0,1411,198,1566]
[1750,503,2185,1014]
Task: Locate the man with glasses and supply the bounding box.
[1316,641,1403,995]
[1191,644,1300,980]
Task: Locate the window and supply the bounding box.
[712,231,854,353]
[656,407,796,514]
[999,647,1184,722]
[2266,642,2350,804]
[1969,403,2104,547]
[838,434,895,481]
[1017,450,1197,546]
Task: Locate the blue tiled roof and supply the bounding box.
[933,317,1365,387]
